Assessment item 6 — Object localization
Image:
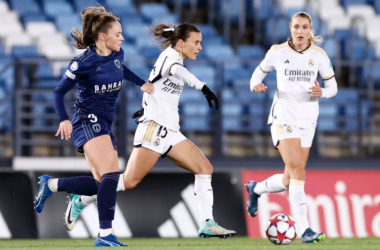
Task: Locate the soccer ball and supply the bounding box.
[266,213,297,245]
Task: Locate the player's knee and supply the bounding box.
[200,162,213,174]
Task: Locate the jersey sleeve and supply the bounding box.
[318,54,335,81]
[122,65,145,86]
[53,58,84,122]
[259,46,276,73]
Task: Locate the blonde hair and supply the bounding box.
[289,12,324,44]
[70,6,119,49]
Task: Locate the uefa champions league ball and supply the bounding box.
[266,213,298,245]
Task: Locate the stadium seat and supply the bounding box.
[43,1,74,17]
[203,44,235,61]
[10,0,41,15]
[11,45,41,58]
[318,99,339,132]
[140,3,170,23]
[181,103,210,131]
[341,0,367,9]
[321,37,340,61]
[236,45,265,60]
[26,22,57,38]
[55,15,81,39]
[222,103,244,131]
[264,16,289,46]
[4,33,33,54]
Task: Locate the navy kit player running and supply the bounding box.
[246,12,338,243]
[63,23,236,239]
[33,6,149,247]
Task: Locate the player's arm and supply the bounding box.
[171,64,219,109]
[250,48,275,92]
[122,65,153,93]
[317,55,338,98]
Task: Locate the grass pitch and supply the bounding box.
[0,237,379,250]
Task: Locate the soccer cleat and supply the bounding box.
[245,181,260,217]
[301,228,325,243]
[199,219,236,239]
[34,175,53,213]
[95,234,127,247]
[64,194,85,231]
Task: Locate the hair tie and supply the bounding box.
[163,27,175,32]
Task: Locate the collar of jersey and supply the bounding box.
[286,40,312,54]
[168,46,184,62]
[90,45,118,59]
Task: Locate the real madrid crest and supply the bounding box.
[154,138,161,146]
[114,59,121,68]
[286,125,292,133]
[308,59,314,66]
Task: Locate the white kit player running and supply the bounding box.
[64,22,236,239]
[245,12,337,243]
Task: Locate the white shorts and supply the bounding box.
[270,124,316,148]
[134,120,187,157]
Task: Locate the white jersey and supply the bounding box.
[140,46,205,132]
[259,41,335,128]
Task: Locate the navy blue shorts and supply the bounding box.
[71,109,117,153]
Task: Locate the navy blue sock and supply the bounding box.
[98,172,119,229]
[57,176,99,195]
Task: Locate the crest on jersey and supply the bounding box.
[92,123,101,133]
[154,138,160,146]
[114,59,121,68]
[286,125,292,133]
[309,59,314,66]
[70,62,78,71]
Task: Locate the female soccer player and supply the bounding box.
[33,6,150,247]
[245,12,338,243]
[64,22,236,239]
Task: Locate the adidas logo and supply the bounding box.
[96,66,102,71]
[67,203,132,239]
[158,184,200,237]
[284,60,290,64]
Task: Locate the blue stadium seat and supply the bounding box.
[72,0,100,12]
[126,64,151,81]
[201,36,226,47]
[44,1,74,17]
[203,44,235,61]
[181,103,210,131]
[343,37,369,60]
[11,45,41,58]
[264,16,289,47]
[22,13,48,26]
[236,45,265,60]
[341,0,367,9]
[38,64,55,79]
[318,99,339,132]
[361,60,380,88]
[140,3,170,23]
[187,64,216,89]
[224,63,251,87]
[140,46,161,60]
[150,14,178,25]
[55,14,81,39]
[194,24,217,37]
[248,103,266,131]
[222,103,244,131]
[322,37,340,61]
[105,0,134,8]
[10,0,41,15]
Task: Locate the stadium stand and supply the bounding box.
[0,0,379,159]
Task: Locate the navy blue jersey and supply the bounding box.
[54,46,145,122]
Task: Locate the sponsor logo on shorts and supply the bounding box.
[92,124,101,133]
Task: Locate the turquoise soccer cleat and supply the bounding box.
[199,219,236,239]
[64,194,85,231]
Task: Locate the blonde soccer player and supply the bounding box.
[246,12,338,243]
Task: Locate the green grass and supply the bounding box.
[0,237,379,250]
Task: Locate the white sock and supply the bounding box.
[99,228,113,237]
[254,174,287,195]
[289,179,309,235]
[47,178,58,192]
[80,195,97,207]
[116,174,125,191]
[194,174,214,222]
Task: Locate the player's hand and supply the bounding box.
[309,79,322,97]
[141,82,154,94]
[252,83,267,93]
[201,85,219,110]
[55,120,72,140]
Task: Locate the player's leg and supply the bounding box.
[278,137,324,243]
[167,139,236,239]
[245,124,289,217]
[83,135,126,246]
[64,154,99,231]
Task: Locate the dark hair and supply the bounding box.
[150,23,200,50]
[70,6,120,49]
